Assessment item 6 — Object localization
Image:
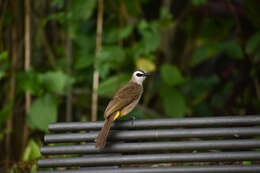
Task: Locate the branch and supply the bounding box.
[91,0,104,121]
[65,0,73,122]
[22,0,31,152]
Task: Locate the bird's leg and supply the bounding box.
[131,115,136,126]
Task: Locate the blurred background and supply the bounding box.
[0,0,260,172]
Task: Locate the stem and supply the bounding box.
[65,34,72,122]
[5,19,18,167]
[65,0,72,122]
[91,0,104,122]
[22,0,31,153]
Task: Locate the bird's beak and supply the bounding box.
[144,72,151,77]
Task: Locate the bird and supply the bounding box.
[95,70,149,149]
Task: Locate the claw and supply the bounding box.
[131,116,136,126]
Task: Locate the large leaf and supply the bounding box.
[246,31,260,55]
[27,94,57,132]
[17,70,42,95]
[131,20,160,58]
[98,74,129,97]
[192,43,218,66]
[70,0,96,20]
[125,0,142,16]
[97,46,126,79]
[0,51,8,61]
[104,25,134,43]
[217,40,243,59]
[140,21,160,54]
[23,139,41,162]
[39,71,73,94]
[160,64,184,86]
[192,40,243,66]
[160,86,186,117]
[74,53,94,70]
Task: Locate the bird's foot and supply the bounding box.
[131,116,136,126]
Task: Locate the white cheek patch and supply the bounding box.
[134,76,145,85]
[132,71,146,85]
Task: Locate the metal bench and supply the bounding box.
[37,115,260,173]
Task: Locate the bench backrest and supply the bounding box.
[37,116,260,173]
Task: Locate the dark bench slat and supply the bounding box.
[41,139,260,155]
[38,151,260,168]
[36,165,260,173]
[48,116,260,132]
[38,116,260,172]
[44,127,260,143]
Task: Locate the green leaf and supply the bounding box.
[98,73,129,97]
[217,40,243,59]
[160,64,185,86]
[246,31,260,55]
[70,0,96,20]
[159,8,174,28]
[125,0,142,16]
[191,0,207,6]
[23,139,41,162]
[138,20,149,32]
[0,101,13,126]
[0,51,8,61]
[160,86,186,117]
[27,94,57,132]
[192,40,243,66]
[0,71,5,80]
[142,29,160,54]
[17,70,42,95]
[39,71,74,94]
[51,0,65,9]
[97,46,126,78]
[242,161,252,165]
[135,20,160,56]
[104,25,134,43]
[46,12,67,24]
[0,130,5,142]
[192,43,218,66]
[74,54,94,70]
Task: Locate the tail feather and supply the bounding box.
[95,115,114,149]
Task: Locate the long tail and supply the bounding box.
[95,115,114,149]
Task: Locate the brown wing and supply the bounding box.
[104,82,143,118]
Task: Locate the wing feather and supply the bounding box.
[104,82,142,118]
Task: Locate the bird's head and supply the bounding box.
[131,70,150,85]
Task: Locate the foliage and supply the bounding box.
[246,31,260,58]
[160,64,185,86]
[23,139,41,161]
[160,86,186,117]
[0,0,260,171]
[27,94,57,132]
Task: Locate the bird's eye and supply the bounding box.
[136,73,143,77]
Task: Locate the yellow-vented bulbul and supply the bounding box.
[95,70,149,149]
